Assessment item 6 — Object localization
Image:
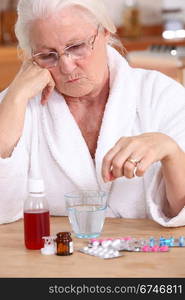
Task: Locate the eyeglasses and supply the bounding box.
[32,25,100,69]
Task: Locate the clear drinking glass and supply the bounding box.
[65,190,107,239]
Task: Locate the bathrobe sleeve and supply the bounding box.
[0,89,31,224]
[140,71,185,227]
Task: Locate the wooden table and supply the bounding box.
[0,217,185,278]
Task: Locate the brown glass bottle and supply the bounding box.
[56,232,73,256]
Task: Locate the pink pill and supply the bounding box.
[90,239,97,243]
[142,245,150,252]
[151,245,159,252]
[123,236,132,241]
[160,246,169,252]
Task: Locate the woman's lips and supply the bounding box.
[66,78,80,83]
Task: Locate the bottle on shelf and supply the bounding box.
[24,178,50,250]
[123,0,141,39]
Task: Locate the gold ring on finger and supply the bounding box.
[126,157,140,167]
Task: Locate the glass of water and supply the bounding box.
[65,190,108,239]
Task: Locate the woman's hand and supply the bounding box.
[102,132,179,182]
[0,60,55,157]
[8,60,55,104]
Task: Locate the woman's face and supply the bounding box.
[29,6,109,98]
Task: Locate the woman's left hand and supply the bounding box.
[102,132,179,182]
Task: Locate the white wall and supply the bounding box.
[162,0,185,9]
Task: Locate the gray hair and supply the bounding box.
[15,0,126,57]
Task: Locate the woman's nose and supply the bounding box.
[58,55,77,74]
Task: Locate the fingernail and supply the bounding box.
[103,175,110,182]
[109,173,115,181]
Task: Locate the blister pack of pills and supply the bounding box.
[88,237,170,252]
[79,244,124,259]
[148,237,185,247]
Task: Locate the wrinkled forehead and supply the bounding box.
[29,6,98,50]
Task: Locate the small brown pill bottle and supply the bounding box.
[56,232,73,256]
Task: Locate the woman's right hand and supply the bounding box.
[8,60,55,105]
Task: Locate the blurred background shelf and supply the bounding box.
[0,46,21,91]
[117,25,185,85]
[118,25,185,51]
[0,1,185,91]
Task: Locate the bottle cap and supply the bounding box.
[28,178,45,193]
[41,236,56,255]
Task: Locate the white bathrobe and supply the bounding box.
[1,46,185,226]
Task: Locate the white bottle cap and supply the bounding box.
[41,245,56,255]
[41,236,56,255]
[28,178,45,193]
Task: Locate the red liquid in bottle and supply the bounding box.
[24,209,50,250]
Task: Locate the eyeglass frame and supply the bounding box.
[32,24,101,68]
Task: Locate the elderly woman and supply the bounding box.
[0,0,185,227]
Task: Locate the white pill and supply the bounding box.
[97,250,105,256]
[112,239,121,249]
[88,248,94,254]
[92,241,100,247]
[83,246,89,251]
[92,249,100,255]
[102,240,112,248]
[103,253,112,259]
[113,250,119,257]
